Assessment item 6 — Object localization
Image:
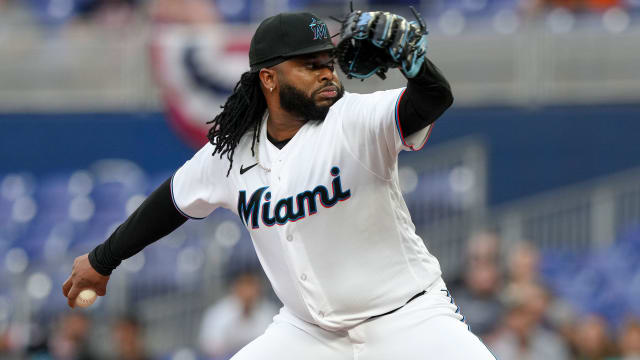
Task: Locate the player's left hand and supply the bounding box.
[335,7,428,80]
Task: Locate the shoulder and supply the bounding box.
[341,88,406,99]
[330,91,361,109]
[205,129,255,151]
[327,88,406,126]
[197,131,255,163]
[331,89,407,111]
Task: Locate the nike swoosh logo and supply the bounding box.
[240,163,259,175]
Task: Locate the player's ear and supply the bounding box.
[259,68,276,94]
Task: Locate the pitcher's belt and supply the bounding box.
[367,290,427,320]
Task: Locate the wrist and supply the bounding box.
[403,61,426,79]
[88,245,119,276]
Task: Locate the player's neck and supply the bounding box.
[266,109,305,141]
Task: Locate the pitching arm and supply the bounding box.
[62,178,187,307]
[88,177,188,275]
[64,142,229,307]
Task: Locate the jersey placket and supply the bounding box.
[278,219,332,323]
[268,131,334,326]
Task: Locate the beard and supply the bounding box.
[278,80,345,122]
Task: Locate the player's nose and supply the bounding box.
[317,66,334,83]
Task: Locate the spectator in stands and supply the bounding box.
[111,314,149,360]
[585,0,622,12]
[451,232,504,339]
[448,231,501,290]
[530,0,622,12]
[489,282,569,360]
[467,231,501,265]
[47,312,96,360]
[199,269,278,359]
[75,0,141,28]
[572,314,616,360]
[26,319,53,359]
[503,239,577,336]
[546,0,583,10]
[545,297,579,356]
[0,329,11,356]
[521,0,622,17]
[506,241,540,290]
[616,319,640,360]
[147,0,217,24]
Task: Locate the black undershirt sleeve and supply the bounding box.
[88,177,188,276]
[397,58,454,137]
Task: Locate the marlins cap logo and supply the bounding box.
[309,18,329,40]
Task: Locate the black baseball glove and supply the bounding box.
[335,7,428,80]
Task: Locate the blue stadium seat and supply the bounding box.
[429,0,518,17]
[147,171,172,194]
[26,0,81,27]
[540,224,640,329]
[214,0,254,23]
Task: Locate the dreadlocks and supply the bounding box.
[207,71,266,176]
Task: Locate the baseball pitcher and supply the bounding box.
[63,9,496,360]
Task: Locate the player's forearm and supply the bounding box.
[88,177,188,276]
[398,58,454,136]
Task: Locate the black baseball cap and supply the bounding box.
[249,12,335,72]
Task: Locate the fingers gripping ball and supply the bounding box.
[75,289,97,308]
[336,6,428,80]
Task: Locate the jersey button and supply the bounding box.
[300,273,307,281]
[318,311,325,318]
[286,235,293,242]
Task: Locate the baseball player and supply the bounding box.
[63,10,496,360]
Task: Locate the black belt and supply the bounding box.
[368,290,427,320]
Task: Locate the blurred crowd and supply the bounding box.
[1,230,639,360]
[449,232,640,360]
[530,0,631,12]
[0,0,637,30]
[0,267,276,360]
[1,311,150,360]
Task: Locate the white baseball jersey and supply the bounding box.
[172,87,442,331]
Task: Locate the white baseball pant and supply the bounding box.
[230,279,496,360]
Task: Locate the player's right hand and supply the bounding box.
[62,253,110,308]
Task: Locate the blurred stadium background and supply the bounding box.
[1,0,640,359]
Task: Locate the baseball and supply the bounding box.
[75,289,97,308]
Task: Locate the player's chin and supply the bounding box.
[314,94,340,106]
[315,98,335,108]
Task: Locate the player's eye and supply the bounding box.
[305,62,321,70]
[306,60,335,72]
[326,60,336,72]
